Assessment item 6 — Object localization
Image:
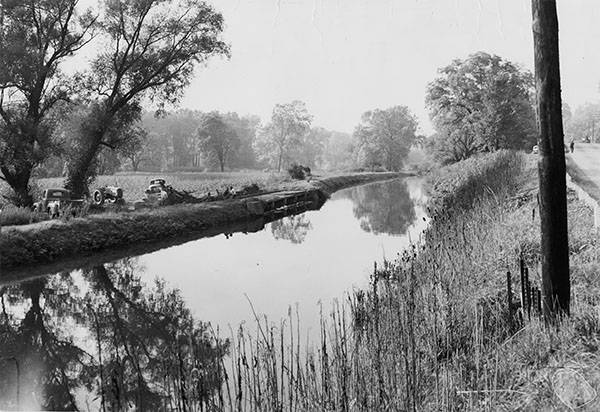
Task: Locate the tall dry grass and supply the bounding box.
[219,150,600,411]
[0,205,49,226]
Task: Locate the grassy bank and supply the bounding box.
[0,172,403,270]
[0,171,288,206]
[222,150,600,411]
[0,170,289,226]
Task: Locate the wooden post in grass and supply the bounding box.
[531,0,570,318]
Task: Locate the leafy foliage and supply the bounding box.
[426,52,536,164]
[0,0,96,205]
[65,0,229,196]
[566,102,600,143]
[225,112,261,169]
[287,163,311,180]
[254,100,313,171]
[321,131,355,171]
[118,125,149,171]
[197,112,240,172]
[353,106,418,171]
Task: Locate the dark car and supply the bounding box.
[34,188,84,217]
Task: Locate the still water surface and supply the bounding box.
[139,177,427,329]
[0,177,427,410]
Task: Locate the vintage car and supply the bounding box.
[92,186,124,205]
[150,178,166,186]
[144,178,170,203]
[33,188,84,217]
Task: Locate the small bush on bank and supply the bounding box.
[287,163,311,180]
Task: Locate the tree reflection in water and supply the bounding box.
[0,275,91,411]
[270,214,313,244]
[345,179,416,235]
[0,260,229,411]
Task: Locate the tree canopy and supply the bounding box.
[353,106,418,171]
[64,0,229,196]
[254,100,312,172]
[426,52,536,164]
[566,102,600,143]
[0,0,96,205]
[197,112,240,172]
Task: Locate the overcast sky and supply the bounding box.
[97,1,600,134]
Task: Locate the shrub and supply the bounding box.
[287,163,311,180]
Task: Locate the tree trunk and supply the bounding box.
[65,138,103,198]
[1,165,34,207]
[532,0,570,318]
[277,149,283,172]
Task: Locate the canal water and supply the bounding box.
[0,177,427,410]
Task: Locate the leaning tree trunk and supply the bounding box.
[532,0,570,319]
[1,165,34,207]
[65,136,104,198]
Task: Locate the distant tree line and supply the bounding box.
[27,101,422,179]
[564,102,600,143]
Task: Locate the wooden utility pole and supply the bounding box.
[531,0,570,318]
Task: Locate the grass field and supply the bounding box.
[0,171,288,205]
[0,171,292,225]
[38,171,290,201]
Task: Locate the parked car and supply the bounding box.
[33,188,84,218]
[144,178,170,204]
[92,186,124,205]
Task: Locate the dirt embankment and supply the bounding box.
[0,172,408,272]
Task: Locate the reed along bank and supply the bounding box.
[220,150,600,411]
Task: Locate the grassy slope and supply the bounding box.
[380,151,600,410]
[221,151,600,411]
[371,152,600,410]
[418,151,600,410]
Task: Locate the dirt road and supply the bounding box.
[567,143,600,202]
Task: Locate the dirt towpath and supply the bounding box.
[566,143,600,202]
